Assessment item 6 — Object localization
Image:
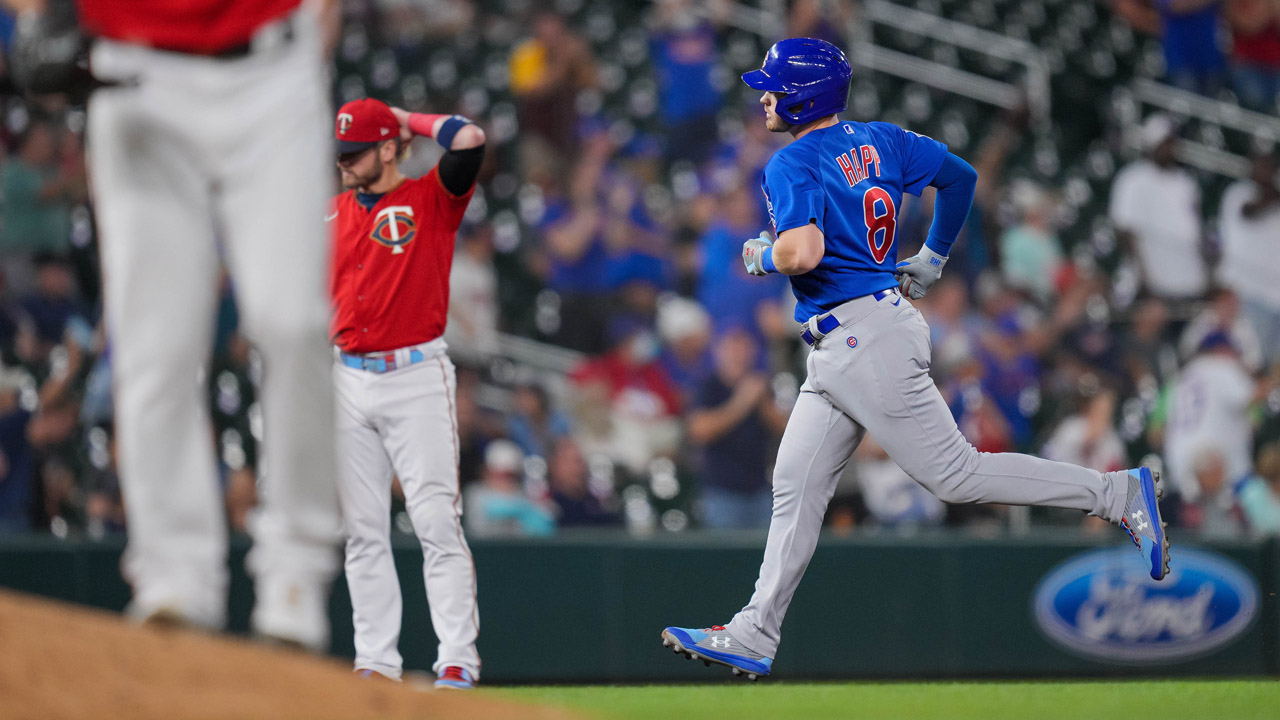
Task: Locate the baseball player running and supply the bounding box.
[329,98,484,689]
[8,0,343,649]
[661,38,1170,680]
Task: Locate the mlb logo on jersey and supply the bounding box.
[370,206,417,254]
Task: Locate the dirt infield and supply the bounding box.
[0,589,582,720]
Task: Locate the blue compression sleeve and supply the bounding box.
[761,247,777,274]
[923,152,977,257]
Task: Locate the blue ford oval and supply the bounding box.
[1032,547,1259,664]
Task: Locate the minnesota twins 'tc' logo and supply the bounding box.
[370,206,417,254]
[337,112,354,135]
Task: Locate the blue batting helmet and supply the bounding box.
[742,37,852,125]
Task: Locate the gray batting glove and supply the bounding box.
[894,245,947,299]
[742,232,773,276]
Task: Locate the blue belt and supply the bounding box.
[800,288,897,347]
[338,348,425,373]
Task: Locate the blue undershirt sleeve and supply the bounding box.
[923,152,977,257]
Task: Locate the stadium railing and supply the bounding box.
[852,0,1053,135]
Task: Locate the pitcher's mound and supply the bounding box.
[0,589,582,720]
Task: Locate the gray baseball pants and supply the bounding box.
[725,289,1129,658]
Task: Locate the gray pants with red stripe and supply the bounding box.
[725,290,1128,659]
[334,337,480,680]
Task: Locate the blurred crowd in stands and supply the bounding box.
[1113,0,1280,112]
[0,0,1279,542]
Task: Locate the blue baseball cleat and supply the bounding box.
[1119,467,1171,581]
[661,626,773,680]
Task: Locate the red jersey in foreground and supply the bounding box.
[329,168,474,354]
[78,0,300,55]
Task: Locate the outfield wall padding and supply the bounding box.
[1,532,1275,681]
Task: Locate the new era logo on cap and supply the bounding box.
[335,98,399,154]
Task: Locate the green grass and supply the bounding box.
[492,679,1280,720]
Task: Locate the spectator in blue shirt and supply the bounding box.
[976,280,1041,449]
[650,1,725,167]
[697,184,788,354]
[1116,0,1228,94]
[548,437,621,528]
[541,169,611,352]
[1162,0,1226,95]
[688,329,787,529]
[1112,1,1226,95]
[0,7,16,52]
[506,382,573,460]
[657,296,714,407]
[541,198,609,298]
[20,254,89,360]
[0,372,34,534]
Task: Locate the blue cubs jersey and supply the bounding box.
[762,120,947,321]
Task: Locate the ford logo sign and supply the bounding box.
[1032,547,1258,664]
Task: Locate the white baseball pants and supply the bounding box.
[88,8,340,639]
[726,290,1129,658]
[334,340,480,680]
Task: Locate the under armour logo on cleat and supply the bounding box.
[710,637,731,648]
[1132,510,1148,531]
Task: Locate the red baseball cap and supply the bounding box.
[335,98,399,154]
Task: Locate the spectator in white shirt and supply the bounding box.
[1164,331,1258,503]
[853,434,945,528]
[1042,385,1128,475]
[1181,448,1246,537]
[1217,149,1280,366]
[1110,114,1208,301]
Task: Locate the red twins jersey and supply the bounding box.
[329,168,474,354]
[78,0,300,55]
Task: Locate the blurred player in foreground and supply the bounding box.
[8,0,343,649]
[329,98,484,689]
[662,38,1170,680]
